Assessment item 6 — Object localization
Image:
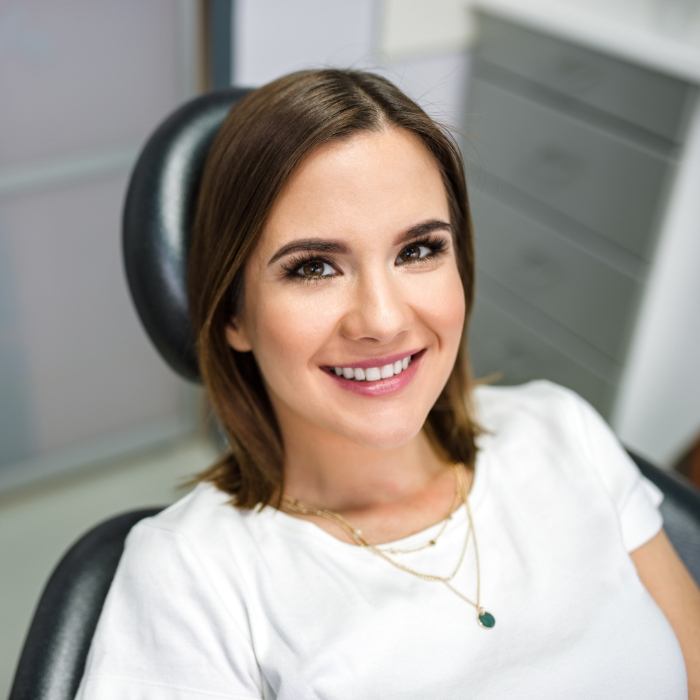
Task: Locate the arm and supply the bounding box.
[631,529,700,699]
[561,382,698,693]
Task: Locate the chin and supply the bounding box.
[334,412,427,450]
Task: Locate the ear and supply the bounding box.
[224,317,253,353]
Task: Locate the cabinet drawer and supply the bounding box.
[468,292,615,416]
[468,78,672,260]
[475,12,693,143]
[470,187,641,361]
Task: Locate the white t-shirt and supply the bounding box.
[75,381,688,699]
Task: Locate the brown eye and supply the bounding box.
[296,260,334,279]
[398,243,431,264]
[395,236,448,266]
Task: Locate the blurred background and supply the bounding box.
[1,0,699,692]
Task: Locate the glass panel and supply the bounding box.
[1,170,190,465]
[0,0,185,170]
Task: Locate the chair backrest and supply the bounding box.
[122,86,250,381]
[9,508,162,700]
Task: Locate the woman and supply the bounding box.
[76,69,699,699]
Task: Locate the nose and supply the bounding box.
[340,269,411,344]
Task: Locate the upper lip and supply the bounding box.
[324,348,424,369]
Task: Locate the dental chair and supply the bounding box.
[9,87,700,700]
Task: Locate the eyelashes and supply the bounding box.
[280,235,450,285]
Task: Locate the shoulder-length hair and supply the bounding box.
[186,68,480,510]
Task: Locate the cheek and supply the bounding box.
[247,290,336,371]
[411,266,466,342]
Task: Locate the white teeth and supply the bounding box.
[365,367,382,382]
[365,367,381,381]
[330,353,414,382]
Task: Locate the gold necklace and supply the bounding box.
[378,464,461,555]
[286,464,461,556]
[281,466,496,628]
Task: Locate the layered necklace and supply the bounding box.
[281,464,496,629]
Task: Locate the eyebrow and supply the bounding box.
[267,219,453,266]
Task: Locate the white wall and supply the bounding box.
[232,0,473,136]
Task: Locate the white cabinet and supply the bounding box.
[466,7,700,464]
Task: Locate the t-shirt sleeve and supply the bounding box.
[74,521,262,700]
[567,386,664,553]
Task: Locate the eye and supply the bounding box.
[396,236,448,266]
[398,243,432,262]
[282,256,337,282]
[298,260,334,278]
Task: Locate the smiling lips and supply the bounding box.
[324,348,426,398]
[332,354,412,382]
[327,351,422,382]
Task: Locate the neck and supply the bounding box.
[277,423,451,514]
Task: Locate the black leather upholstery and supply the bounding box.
[9,508,162,700]
[123,86,250,381]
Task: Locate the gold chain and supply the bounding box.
[284,465,462,556]
[379,465,461,554]
[280,465,496,628]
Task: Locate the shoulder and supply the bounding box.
[92,482,260,662]
[134,480,249,549]
[472,378,584,448]
[118,481,242,595]
[473,380,664,552]
[121,480,263,600]
[472,378,627,481]
[79,482,264,697]
[470,380,595,503]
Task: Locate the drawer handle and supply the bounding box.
[525,145,583,188]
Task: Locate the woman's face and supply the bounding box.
[226,126,466,449]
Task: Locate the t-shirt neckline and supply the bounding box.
[254,448,488,552]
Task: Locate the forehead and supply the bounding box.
[258,126,449,252]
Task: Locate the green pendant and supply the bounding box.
[478,610,496,628]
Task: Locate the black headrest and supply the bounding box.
[122,87,251,382]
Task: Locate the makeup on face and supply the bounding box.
[322,349,428,397]
[228,126,465,448]
[267,219,453,284]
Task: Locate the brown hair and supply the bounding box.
[186,68,480,510]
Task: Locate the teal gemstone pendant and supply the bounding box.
[477,610,496,629]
